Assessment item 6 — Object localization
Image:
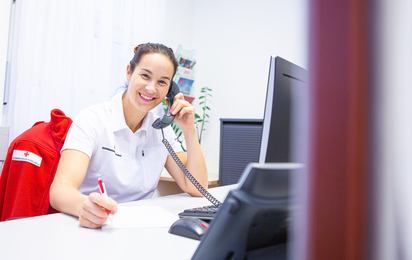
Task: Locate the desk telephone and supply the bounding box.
[152,81,222,210]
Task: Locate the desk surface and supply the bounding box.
[0,185,235,260]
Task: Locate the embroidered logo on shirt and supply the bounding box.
[12,150,42,167]
[102,147,122,157]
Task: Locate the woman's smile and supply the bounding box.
[139,92,155,102]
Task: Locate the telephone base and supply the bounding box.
[178,204,219,221]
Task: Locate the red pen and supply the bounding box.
[98,178,112,216]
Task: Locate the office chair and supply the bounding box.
[0,109,72,221]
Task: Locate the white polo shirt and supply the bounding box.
[62,91,182,203]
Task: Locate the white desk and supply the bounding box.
[0,185,235,260]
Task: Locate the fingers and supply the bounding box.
[78,192,118,229]
[79,199,107,228]
[174,92,185,101]
[171,95,194,118]
[90,192,118,214]
[175,105,195,119]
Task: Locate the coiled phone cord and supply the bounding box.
[161,129,222,207]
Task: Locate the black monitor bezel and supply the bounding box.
[259,56,308,164]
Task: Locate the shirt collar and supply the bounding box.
[111,91,153,138]
[111,91,128,132]
[137,114,151,138]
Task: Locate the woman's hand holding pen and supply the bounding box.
[78,192,118,229]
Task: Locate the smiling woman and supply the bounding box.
[49,43,209,229]
[123,52,175,132]
[122,44,178,132]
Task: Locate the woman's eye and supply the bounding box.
[158,80,168,86]
[140,74,150,79]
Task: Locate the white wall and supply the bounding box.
[0,0,12,124]
[163,0,194,52]
[2,0,308,176]
[188,0,308,175]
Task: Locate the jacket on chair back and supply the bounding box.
[0,109,72,221]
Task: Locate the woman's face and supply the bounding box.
[125,53,174,114]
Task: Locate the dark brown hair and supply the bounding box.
[129,43,178,77]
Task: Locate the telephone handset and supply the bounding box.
[152,81,222,207]
[152,81,181,129]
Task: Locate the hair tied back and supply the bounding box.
[134,45,141,54]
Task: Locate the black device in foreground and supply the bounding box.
[192,163,303,260]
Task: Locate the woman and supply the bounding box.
[50,43,208,229]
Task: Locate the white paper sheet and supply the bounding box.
[102,205,179,229]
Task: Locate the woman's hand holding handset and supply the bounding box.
[170,93,196,130]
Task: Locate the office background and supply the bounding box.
[1,0,412,259]
[0,0,308,177]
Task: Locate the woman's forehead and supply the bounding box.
[136,53,174,78]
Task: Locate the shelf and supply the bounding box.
[159,168,219,187]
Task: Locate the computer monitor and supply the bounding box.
[192,163,303,260]
[192,56,308,259]
[259,56,308,164]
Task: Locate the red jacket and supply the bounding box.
[0,109,72,221]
